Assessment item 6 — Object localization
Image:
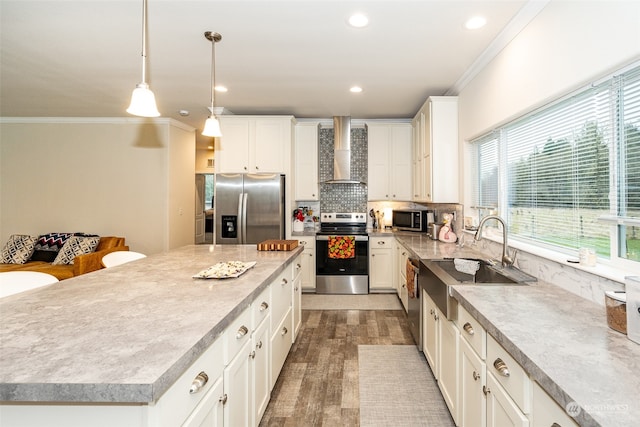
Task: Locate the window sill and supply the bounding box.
[462,229,634,284]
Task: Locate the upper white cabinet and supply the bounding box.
[412,96,458,203]
[367,123,412,201]
[216,116,294,174]
[294,122,319,201]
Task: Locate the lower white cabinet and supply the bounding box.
[439,313,460,425]
[422,292,439,373]
[531,382,578,427]
[485,373,529,427]
[396,242,410,312]
[292,254,303,340]
[251,317,271,427]
[224,339,252,427]
[459,337,486,427]
[369,236,395,292]
[271,307,293,390]
[182,373,225,427]
[296,237,316,291]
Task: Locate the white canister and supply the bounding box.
[626,276,640,345]
[293,220,304,232]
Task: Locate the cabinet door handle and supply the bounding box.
[236,325,249,339]
[260,301,269,311]
[281,278,288,285]
[281,326,288,336]
[493,358,510,377]
[300,240,307,245]
[219,393,228,404]
[463,322,475,336]
[482,385,490,396]
[189,371,209,394]
[256,340,263,349]
[472,370,480,381]
[296,263,301,270]
[372,254,375,257]
[249,350,256,359]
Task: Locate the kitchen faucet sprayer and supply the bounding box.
[474,215,514,267]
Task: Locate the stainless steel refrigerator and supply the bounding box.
[215,173,285,244]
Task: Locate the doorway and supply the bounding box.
[195,174,215,244]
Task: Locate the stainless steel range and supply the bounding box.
[315,212,369,294]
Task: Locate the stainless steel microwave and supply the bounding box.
[392,209,434,232]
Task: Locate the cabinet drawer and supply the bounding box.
[458,304,487,360]
[224,306,252,365]
[270,271,293,330]
[252,286,271,331]
[531,381,578,427]
[296,236,315,249]
[270,307,293,390]
[370,236,393,247]
[154,337,224,427]
[487,334,530,414]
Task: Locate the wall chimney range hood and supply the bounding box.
[324,116,366,185]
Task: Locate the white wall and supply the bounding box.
[0,118,195,255]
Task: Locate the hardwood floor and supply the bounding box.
[259,309,414,426]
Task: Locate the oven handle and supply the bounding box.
[316,235,369,241]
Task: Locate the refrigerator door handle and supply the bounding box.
[237,193,244,244]
[241,193,248,244]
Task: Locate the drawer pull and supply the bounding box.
[219,393,228,404]
[281,278,288,285]
[236,325,249,339]
[493,358,510,377]
[256,340,263,349]
[300,240,307,245]
[463,322,475,336]
[472,370,480,381]
[296,263,301,270]
[551,424,561,427]
[482,385,490,396]
[260,301,269,311]
[250,350,256,359]
[189,371,209,394]
[281,326,288,336]
[378,241,386,245]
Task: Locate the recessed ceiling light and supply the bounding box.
[215,85,228,93]
[348,13,368,28]
[465,16,486,30]
[350,86,363,93]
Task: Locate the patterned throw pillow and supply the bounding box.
[0,234,38,264]
[52,236,101,265]
[31,232,75,262]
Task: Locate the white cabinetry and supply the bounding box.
[367,123,412,201]
[223,307,253,427]
[422,292,459,424]
[412,96,458,203]
[216,116,294,174]
[531,382,578,427]
[396,241,410,312]
[294,122,319,200]
[296,236,316,292]
[270,269,294,390]
[292,253,303,339]
[369,236,395,292]
[458,304,487,427]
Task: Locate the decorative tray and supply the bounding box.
[193,261,257,279]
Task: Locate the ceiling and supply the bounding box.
[0,0,531,147]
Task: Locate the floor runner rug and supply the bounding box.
[302,293,402,310]
[358,345,455,427]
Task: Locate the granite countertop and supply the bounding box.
[0,244,302,404]
[394,233,640,427]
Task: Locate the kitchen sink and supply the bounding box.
[419,258,537,320]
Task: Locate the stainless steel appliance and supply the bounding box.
[392,209,434,232]
[406,258,421,347]
[315,212,369,294]
[215,173,285,244]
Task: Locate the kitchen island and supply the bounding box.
[0,244,302,426]
[394,233,640,427]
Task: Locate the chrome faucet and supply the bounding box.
[474,215,514,267]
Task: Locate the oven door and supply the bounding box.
[315,235,369,276]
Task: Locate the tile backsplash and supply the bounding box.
[318,127,368,212]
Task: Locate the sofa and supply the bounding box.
[0,234,128,280]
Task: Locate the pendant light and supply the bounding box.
[202,31,223,137]
[127,0,160,117]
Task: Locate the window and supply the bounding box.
[470,64,640,268]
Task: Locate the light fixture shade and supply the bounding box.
[127,83,160,117]
[202,116,222,137]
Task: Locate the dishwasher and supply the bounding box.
[406,258,421,348]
